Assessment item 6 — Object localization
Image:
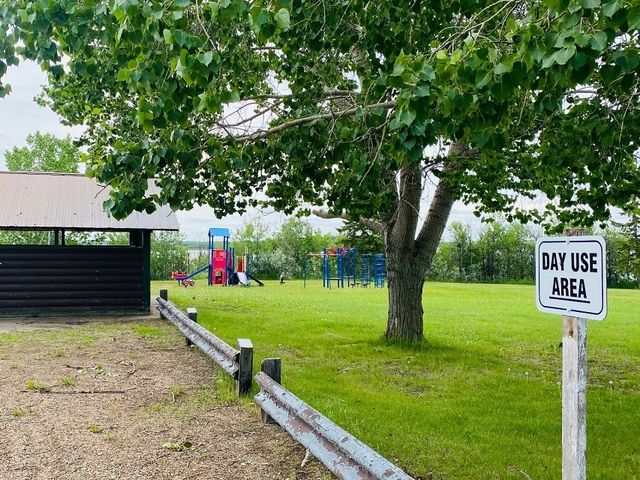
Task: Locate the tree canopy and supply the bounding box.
[0,0,636,223]
[1,0,638,340]
[4,132,79,173]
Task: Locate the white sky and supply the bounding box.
[0,61,488,241]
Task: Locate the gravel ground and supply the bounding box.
[0,319,330,480]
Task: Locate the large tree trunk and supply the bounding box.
[314,144,467,343]
[384,242,427,341]
[382,143,466,342]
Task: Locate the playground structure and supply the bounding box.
[171,228,264,287]
[304,248,385,289]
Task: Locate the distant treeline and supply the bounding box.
[154,216,640,287]
[428,221,639,289]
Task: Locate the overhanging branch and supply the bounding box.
[312,209,384,234]
[231,101,396,144]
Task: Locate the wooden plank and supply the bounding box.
[0,249,143,259]
[0,283,142,292]
[0,275,138,284]
[0,290,143,300]
[0,268,142,276]
[0,298,144,308]
[0,259,142,268]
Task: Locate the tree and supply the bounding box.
[4,132,80,173]
[337,221,384,254]
[1,1,639,341]
[272,217,324,277]
[607,199,640,287]
[150,231,189,281]
[0,131,81,245]
[233,214,270,256]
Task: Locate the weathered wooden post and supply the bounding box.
[186,307,197,347]
[236,339,254,395]
[562,229,586,480]
[158,289,168,319]
[562,314,587,480]
[260,358,281,424]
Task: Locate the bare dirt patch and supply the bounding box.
[0,320,330,480]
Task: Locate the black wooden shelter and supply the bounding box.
[0,172,179,314]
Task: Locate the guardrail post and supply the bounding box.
[159,289,168,319]
[260,358,281,424]
[236,339,254,395]
[186,307,197,347]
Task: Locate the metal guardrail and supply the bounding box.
[157,296,239,376]
[158,290,411,478]
[254,370,413,480]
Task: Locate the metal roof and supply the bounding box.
[0,171,179,231]
[209,227,230,238]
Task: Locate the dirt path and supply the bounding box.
[0,320,330,480]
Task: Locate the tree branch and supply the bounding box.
[414,142,471,269]
[218,100,283,128]
[383,163,424,252]
[312,209,384,234]
[231,101,396,144]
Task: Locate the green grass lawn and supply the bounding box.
[154,279,640,479]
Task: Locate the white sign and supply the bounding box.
[535,236,607,320]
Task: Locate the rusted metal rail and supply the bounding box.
[157,296,239,376]
[254,371,413,480]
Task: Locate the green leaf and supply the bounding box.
[582,0,600,9]
[575,33,591,48]
[389,115,402,130]
[116,23,126,45]
[274,8,290,30]
[391,60,404,77]
[475,73,491,89]
[399,108,416,127]
[629,6,640,30]
[568,3,583,13]
[603,1,621,17]
[163,29,173,45]
[542,53,557,69]
[117,68,130,82]
[414,85,430,97]
[589,31,607,51]
[494,62,512,75]
[555,45,576,65]
[419,65,435,81]
[198,51,214,66]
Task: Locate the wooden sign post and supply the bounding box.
[535,232,607,480]
[562,314,587,479]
